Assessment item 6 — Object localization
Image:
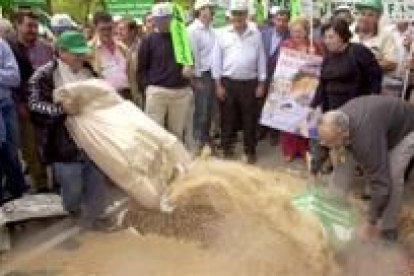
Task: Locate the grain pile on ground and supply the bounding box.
[126,160,338,275]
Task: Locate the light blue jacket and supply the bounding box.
[0,38,20,103]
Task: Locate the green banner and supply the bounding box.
[170,3,193,65]
[12,0,46,8]
[105,0,153,19]
[255,0,266,24]
[213,7,227,28]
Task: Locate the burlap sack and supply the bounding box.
[54,79,191,210]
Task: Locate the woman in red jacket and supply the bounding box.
[279,17,323,162]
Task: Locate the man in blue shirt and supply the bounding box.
[0,38,26,203]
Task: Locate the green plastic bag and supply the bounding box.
[291,186,355,249]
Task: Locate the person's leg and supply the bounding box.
[280,132,296,160]
[380,132,414,235]
[19,112,47,190]
[0,103,26,199]
[196,73,215,147]
[237,80,258,157]
[53,162,83,214]
[167,87,193,141]
[82,157,108,222]
[145,86,168,129]
[220,79,237,156]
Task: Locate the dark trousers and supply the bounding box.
[0,102,26,203]
[220,78,258,155]
[193,71,216,146]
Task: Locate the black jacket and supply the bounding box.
[5,35,35,104]
[28,60,98,164]
[311,43,383,112]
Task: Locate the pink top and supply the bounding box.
[97,44,128,90]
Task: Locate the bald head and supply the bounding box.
[318,111,350,148]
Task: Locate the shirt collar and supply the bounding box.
[193,18,211,30]
[228,23,255,37]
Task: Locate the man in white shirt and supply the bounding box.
[212,0,266,164]
[352,0,400,96]
[188,0,217,153]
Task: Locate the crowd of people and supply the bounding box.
[0,0,414,237]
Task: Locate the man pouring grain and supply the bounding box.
[316,96,414,241]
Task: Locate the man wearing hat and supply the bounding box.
[50,13,78,36]
[187,0,217,154]
[352,0,400,96]
[261,6,290,93]
[137,2,193,141]
[212,0,266,164]
[333,5,354,25]
[28,31,113,231]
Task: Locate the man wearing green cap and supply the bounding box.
[352,0,400,96]
[28,31,115,231]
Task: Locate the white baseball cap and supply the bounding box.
[152,2,173,18]
[194,0,214,11]
[335,5,352,13]
[270,6,280,15]
[51,14,78,28]
[230,0,249,11]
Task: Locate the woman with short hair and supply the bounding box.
[311,18,382,112]
[278,17,323,162]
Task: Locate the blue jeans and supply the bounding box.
[193,72,216,146]
[0,100,26,202]
[53,157,107,221]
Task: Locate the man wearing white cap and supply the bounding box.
[261,6,290,93]
[187,0,217,153]
[50,13,78,36]
[212,0,266,164]
[137,2,192,141]
[333,5,354,25]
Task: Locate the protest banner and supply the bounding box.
[384,0,414,21]
[13,0,46,8]
[260,48,323,138]
[105,0,153,19]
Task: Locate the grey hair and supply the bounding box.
[319,110,350,132]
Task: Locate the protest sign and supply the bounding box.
[384,0,414,21]
[13,0,46,8]
[105,0,153,19]
[260,48,323,138]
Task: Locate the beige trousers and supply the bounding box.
[145,85,193,141]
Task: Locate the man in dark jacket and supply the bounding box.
[28,31,112,230]
[317,95,414,241]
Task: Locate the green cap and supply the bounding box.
[57,31,89,54]
[355,0,383,14]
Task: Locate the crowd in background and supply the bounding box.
[0,0,413,231]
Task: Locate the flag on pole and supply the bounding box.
[255,0,266,24]
[169,3,193,65]
[290,0,301,18]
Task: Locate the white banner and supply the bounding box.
[260,48,323,138]
[384,0,414,21]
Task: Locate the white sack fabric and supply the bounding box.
[53,79,191,210]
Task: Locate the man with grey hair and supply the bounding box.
[317,95,414,241]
